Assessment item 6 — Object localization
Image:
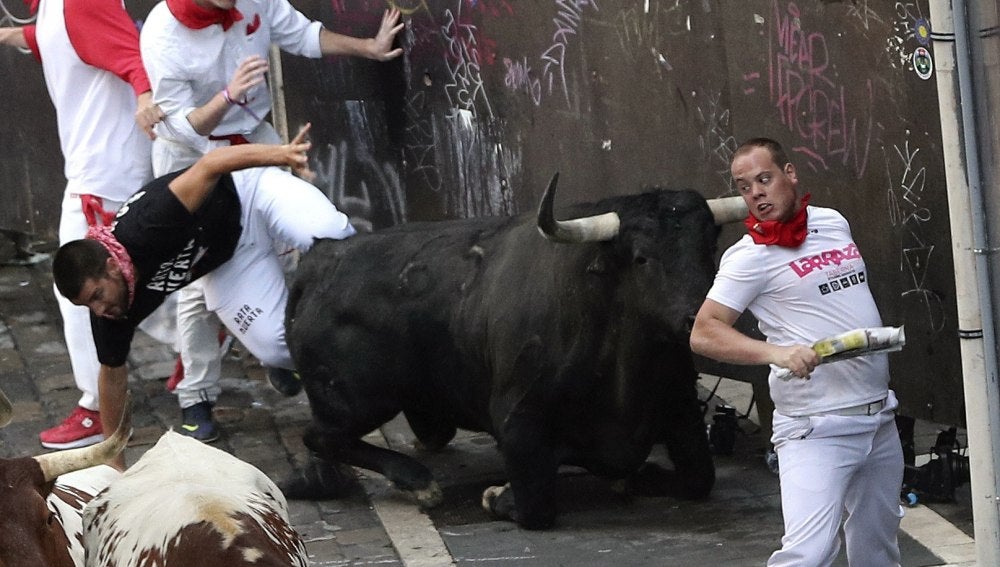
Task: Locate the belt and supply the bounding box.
[817,398,887,417]
[209,133,251,145]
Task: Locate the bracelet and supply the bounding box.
[222,87,240,105]
[221,87,262,121]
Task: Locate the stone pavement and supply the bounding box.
[0,246,980,566]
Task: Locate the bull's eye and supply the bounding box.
[47,512,57,526]
[635,256,648,265]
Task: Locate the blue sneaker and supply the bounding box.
[267,367,302,396]
[180,401,219,443]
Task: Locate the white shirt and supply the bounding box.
[140,0,322,156]
[32,0,152,200]
[707,206,890,416]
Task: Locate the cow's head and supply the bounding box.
[537,173,746,342]
[0,389,129,567]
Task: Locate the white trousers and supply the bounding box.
[200,167,355,373]
[768,391,904,567]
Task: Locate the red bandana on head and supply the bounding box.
[744,193,811,248]
[86,225,136,308]
[166,0,243,31]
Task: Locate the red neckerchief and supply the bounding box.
[86,225,136,308]
[23,0,38,14]
[166,0,243,31]
[744,194,811,248]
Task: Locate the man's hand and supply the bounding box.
[0,27,28,50]
[280,123,314,179]
[227,55,268,103]
[135,92,164,140]
[771,344,821,379]
[370,8,404,61]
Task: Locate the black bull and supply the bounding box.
[285,174,746,529]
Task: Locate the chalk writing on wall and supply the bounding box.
[885,136,945,332]
[750,0,874,180]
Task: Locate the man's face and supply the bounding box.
[731,146,799,223]
[72,259,129,320]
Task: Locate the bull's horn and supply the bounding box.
[537,172,621,243]
[0,387,12,428]
[707,196,748,225]
[34,395,132,482]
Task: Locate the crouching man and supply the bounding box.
[53,124,354,465]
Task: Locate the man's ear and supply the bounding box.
[784,162,798,183]
[105,256,120,278]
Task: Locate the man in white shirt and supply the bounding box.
[0,0,163,449]
[140,0,403,441]
[690,138,904,566]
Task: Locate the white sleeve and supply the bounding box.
[267,0,323,58]
[706,241,767,315]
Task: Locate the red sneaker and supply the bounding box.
[166,356,184,392]
[39,406,104,449]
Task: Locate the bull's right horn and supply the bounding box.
[0,387,12,428]
[537,172,621,243]
[34,394,132,481]
[707,196,748,225]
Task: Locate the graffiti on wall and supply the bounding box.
[744,0,874,180]
[884,136,946,333]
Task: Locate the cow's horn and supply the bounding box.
[0,387,12,428]
[537,172,621,243]
[707,196,748,225]
[34,395,132,481]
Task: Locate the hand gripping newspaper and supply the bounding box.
[773,326,906,380]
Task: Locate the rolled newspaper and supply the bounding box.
[773,326,906,380]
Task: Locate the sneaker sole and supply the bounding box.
[40,433,106,450]
[178,428,219,443]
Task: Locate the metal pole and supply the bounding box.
[930,1,1000,563]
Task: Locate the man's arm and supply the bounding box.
[318,8,403,60]
[690,298,820,379]
[0,27,28,49]
[183,56,269,136]
[98,364,129,470]
[168,124,313,212]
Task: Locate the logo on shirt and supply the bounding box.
[787,243,861,278]
[818,270,866,295]
[246,14,261,35]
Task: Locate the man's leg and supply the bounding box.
[173,281,224,442]
[202,250,294,377]
[40,192,122,449]
[843,411,904,566]
[767,414,856,567]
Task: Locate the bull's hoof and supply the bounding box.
[402,480,443,509]
[481,483,515,521]
[281,457,356,500]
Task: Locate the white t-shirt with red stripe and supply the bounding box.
[25,0,152,201]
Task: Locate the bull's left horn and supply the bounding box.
[34,394,132,481]
[707,196,748,225]
[537,172,621,243]
[0,387,12,427]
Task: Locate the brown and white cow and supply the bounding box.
[0,388,128,567]
[83,431,309,567]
